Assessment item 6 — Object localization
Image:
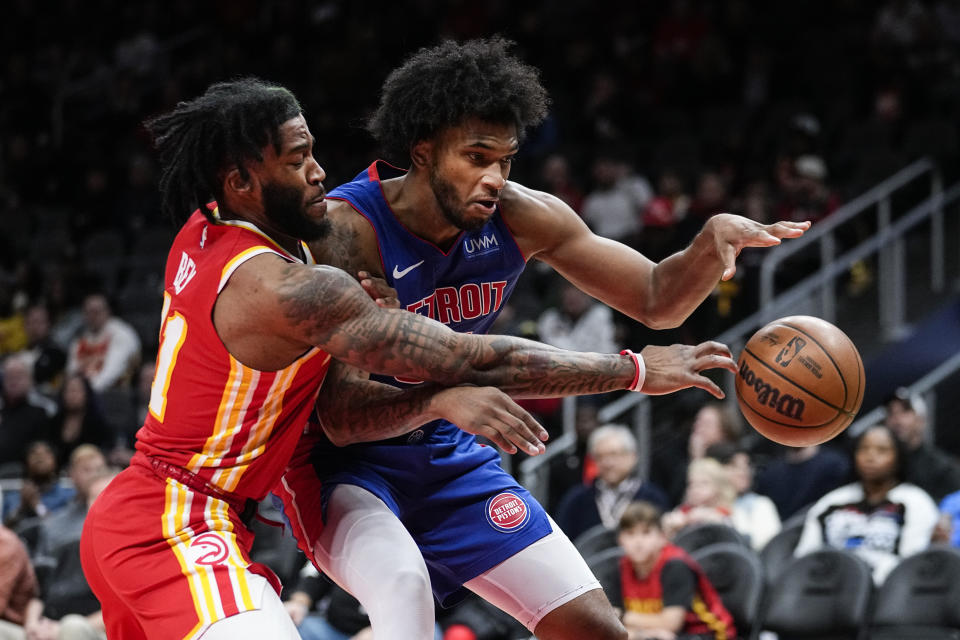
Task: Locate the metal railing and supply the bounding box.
[520,159,957,504]
[847,349,960,438]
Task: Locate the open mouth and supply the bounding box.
[473,199,498,213]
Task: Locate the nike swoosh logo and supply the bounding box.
[392,260,425,279]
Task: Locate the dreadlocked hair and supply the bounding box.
[368,36,550,165]
[145,77,302,223]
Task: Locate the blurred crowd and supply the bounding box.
[1,0,960,638]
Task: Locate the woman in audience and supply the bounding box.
[708,442,782,550]
[794,424,940,584]
[46,373,113,466]
[662,457,737,539]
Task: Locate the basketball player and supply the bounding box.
[79,78,738,640]
[276,38,809,640]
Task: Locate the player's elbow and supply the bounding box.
[641,308,685,330]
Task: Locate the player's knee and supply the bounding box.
[389,565,432,599]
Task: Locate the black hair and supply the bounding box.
[145,78,302,223]
[368,37,550,164]
[854,424,909,485]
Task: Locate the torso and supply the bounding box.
[134,209,332,500]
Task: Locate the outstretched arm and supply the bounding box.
[315,360,549,455]
[512,186,808,329]
[220,255,737,400]
[273,261,639,396]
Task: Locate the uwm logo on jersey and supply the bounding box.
[463,233,501,259]
[406,281,508,325]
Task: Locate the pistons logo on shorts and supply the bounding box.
[485,491,529,532]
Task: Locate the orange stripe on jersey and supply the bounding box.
[188,358,256,474]
[214,350,327,492]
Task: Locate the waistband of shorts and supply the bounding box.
[138,455,259,526]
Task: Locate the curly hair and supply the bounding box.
[145,78,302,223]
[368,37,550,164]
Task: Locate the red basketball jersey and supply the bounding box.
[134,207,331,501]
[620,543,735,640]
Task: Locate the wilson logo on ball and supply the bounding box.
[738,361,806,420]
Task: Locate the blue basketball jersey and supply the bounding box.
[308,161,554,606]
[332,160,525,337]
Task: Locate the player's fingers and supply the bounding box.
[691,374,726,399]
[694,341,733,360]
[503,410,547,454]
[766,220,811,237]
[478,424,517,455]
[695,353,738,375]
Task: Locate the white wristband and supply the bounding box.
[620,349,646,392]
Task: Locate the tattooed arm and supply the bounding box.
[217,255,736,398]
[315,360,549,455]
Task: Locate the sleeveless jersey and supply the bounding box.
[620,543,735,640]
[325,159,526,412]
[134,207,332,501]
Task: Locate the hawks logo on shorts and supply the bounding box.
[485,491,529,532]
[187,532,231,566]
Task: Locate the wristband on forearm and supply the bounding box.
[620,349,646,392]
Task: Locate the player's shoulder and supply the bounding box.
[500,181,564,217]
[500,182,578,235]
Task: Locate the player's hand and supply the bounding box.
[639,341,737,399]
[703,213,810,281]
[432,386,549,456]
[357,270,400,308]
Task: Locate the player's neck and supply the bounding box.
[385,174,461,249]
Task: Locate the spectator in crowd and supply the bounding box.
[937,488,960,547]
[579,151,652,248]
[45,374,113,468]
[555,424,670,542]
[2,441,74,528]
[755,443,851,521]
[707,442,782,550]
[616,501,736,640]
[0,354,55,468]
[0,287,27,358]
[774,154,841,224]
[537,281,618,355]
[794,424,940,584]
[641,169,691,262]
[662,457,736,539]
[656,400,743,505]
[0,521,38,638]
[35,445,107,558]
[884,388,960,502]
[539,153,584,214]
[20,304,66,395]
[18,473,114,640]
[65,293,140,393]
[547,403,602,514]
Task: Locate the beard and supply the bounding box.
[428,164,488,232]
[262,181,331,242]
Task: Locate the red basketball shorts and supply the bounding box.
[80,463,280,640]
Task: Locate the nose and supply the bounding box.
[307,156,326,185]
[481,168,506,192]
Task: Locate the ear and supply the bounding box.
[223,166,253,196]
[410,140,433,170]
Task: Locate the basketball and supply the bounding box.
[735,315,865,447]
